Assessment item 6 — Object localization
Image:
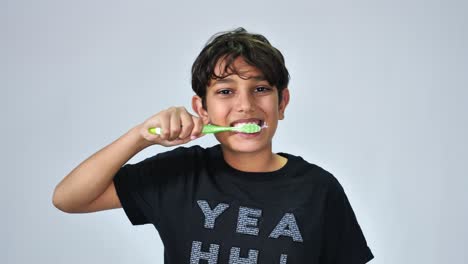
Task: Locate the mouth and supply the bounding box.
[230,118,265,129]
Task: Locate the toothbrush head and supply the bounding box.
[232,123,262,133]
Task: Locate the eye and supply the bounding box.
[216,89,232,95]
[255,86,271,92]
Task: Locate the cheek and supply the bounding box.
[207,105,230,123]
[262,103,280,116]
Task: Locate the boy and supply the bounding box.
[53,28,374,263]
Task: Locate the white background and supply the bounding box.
[3,0,467,263]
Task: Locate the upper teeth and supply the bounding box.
[233,121,259,127]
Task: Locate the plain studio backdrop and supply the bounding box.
[3,0,467,263]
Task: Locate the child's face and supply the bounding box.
[193,56,289,155]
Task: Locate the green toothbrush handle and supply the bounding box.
[148,127,161,135]
[148,124,233,135]
[201,124,233,134]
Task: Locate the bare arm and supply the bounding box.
[52,107,204,214]
[52,125,151,213]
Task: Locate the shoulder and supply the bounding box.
[280,152,345,193]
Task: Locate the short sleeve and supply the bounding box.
[113,154,162,226]
[320,176,374,264]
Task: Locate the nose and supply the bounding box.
[235,91,256,113]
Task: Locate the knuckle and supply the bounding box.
[165,107,175,114]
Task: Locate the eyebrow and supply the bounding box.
[212,75,267,85]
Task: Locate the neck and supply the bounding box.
[220,144,287,172]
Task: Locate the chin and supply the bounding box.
[220,138,272,154]
[215,128,275,153]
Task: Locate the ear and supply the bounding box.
[192,95,210,124]
[278,88,290,120]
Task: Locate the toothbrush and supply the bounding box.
[148,123,264,135]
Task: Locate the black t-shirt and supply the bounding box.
[113,144,374,263]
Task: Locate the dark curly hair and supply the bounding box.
[191,27,290,109]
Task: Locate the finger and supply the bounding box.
[178,110,194,139]
[190,116,205,139]
[170,135,192,146]
[158,113,170,140]
[169,109,182,140]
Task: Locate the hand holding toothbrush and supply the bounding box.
[139,106,263,147]
[139,106,205,147]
